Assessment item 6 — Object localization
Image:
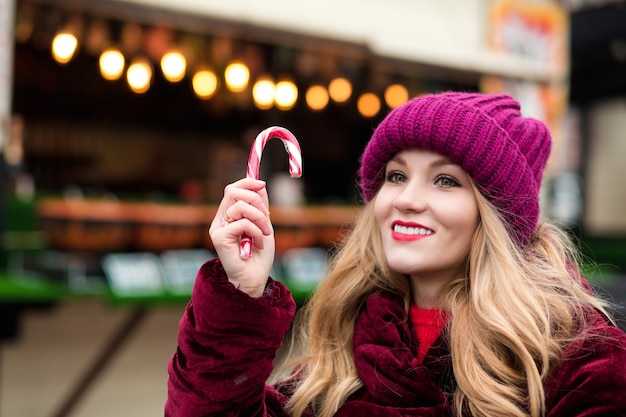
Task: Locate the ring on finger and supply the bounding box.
[220,210,235,226]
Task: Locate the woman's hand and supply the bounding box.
[209,178,275,297]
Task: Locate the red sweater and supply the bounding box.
[409,305,447,363]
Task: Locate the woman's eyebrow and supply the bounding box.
[389,155,408,166]
[389,154,457,168]
[430,157,456,168]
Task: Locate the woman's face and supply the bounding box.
[374,148,479,286]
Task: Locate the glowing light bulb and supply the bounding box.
[192,70,218,99]
[328,77,352,103]
[274,80,298,110]
[305,85,329,111]
[161,51,186,82]
[384,84,409,108]
[224,61,250,92]
[99,48,125,80]
[357,92,381,118]
[127,58,152,94]
[52,33,78,64]
[252,78,275,109]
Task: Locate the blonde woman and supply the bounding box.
[166,92,626,416]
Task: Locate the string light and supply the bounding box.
[192,69,218,99]
[99,48,125,80]
[384,84,409,108]
[305,85,329,111]
[328,77,352,103]
[30,6,418,114]
[161,51,186,82]
[274,80,298,110]
[126,57,152,94]
[252,76,275,109]
[224,61,250,92]
[51,32,78,64]
[357,92,381,118]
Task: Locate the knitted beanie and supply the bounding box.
[359,91,552,246]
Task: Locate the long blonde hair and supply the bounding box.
[279,186,612,417]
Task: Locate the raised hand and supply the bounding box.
[208,178,275,297]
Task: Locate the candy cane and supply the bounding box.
[240,126,302,259]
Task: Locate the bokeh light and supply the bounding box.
[99,48,125,80]
[328,77,352,103]
[161,51,186,82]
[51,33,78,64]
[224,61,250,92]
[305,85,329,111]
[357,92,381,118]
[126,58,152,94]
[384,84,409,108]
[192,69,218,99]
[252,77,275,109]
[274,80,298,110]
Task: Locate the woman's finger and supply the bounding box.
[223,179,269,210]
[212,216,268,250]
[220,199,271,234]
[209,178,274,253]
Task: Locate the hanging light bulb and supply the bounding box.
[328,77,352,103]
[384,84,409,108]
[224,61,250,92]
[357,92,381,118]
[161,51,186,82]
[51,32,78,64]
[305,85,329,111]
[99,48,125,80]
[274,80,298,110]
[192,69,218,99]
[127,58,152,94]
[252,76,275,109]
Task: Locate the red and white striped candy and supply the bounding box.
[240,126,302,259]
[246,126,302,180]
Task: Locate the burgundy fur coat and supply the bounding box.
[165,259,626,416]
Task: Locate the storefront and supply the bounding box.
[0,0,578,294]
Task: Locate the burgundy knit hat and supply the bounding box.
[359,91,552,246]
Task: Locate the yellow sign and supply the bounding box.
[488,0,569,80]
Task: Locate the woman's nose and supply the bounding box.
[393,181,428,212]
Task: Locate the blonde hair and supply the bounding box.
[278,185,612,417]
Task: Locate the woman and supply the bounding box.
[166,92,626,416]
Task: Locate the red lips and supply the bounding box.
[391,221,434,242]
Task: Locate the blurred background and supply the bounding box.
[1,0,625,416]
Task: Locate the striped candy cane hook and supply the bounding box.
[240,126,302,259]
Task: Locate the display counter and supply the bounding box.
[0,198,363,303]
[36,198,362,253]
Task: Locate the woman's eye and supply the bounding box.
[435,175,460,188]
[385,171,406,183]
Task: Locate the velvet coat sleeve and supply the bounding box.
[165,259,297,417]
